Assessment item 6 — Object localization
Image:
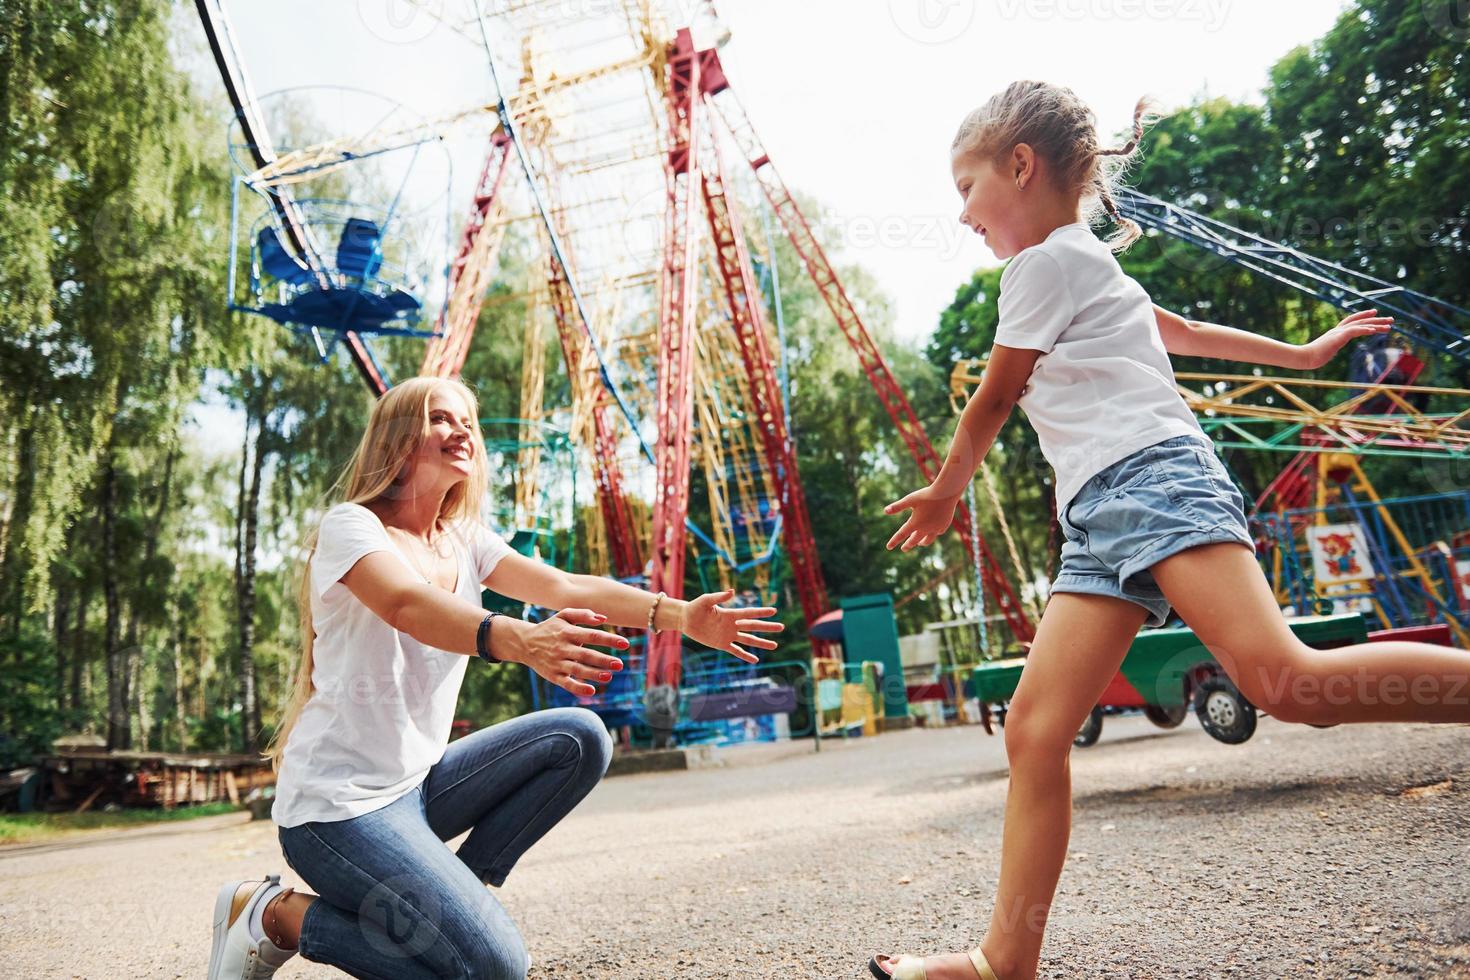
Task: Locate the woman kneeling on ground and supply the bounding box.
[206,376,783,980]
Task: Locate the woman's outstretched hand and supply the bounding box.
[678,589,784,664]
[885,484,961,552]
[1297,309,1394,370]
[503,608,631,697]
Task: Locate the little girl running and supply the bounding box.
[871,80,1470,980]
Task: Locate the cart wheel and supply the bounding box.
[1193,675,1256,744]
[1143,702,1188,729]
[1073,706,1103,747]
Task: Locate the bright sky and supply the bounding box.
[220,0,1353,341]
[191,0,1353,442]
[715,0,1352,340]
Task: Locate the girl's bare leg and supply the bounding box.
[1151,543,1470,725]
[875,592,1149,980]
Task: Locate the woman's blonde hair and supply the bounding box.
[953,80,1155,253]
[261,375,489,773]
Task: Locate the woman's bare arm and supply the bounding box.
[483,551,689,633]
[483,552,783,663]
[338,552,627,694]
[342,551,497,654]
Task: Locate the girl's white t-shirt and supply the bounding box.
[993,221,1205,514]
[271,502,514,828]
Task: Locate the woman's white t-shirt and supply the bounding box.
[271,502,514,828]
[993,221,1205,514]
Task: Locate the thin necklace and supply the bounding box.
[390,526,451,583]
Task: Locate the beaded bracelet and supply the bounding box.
[646,591,667,633]
[475,612,502,663]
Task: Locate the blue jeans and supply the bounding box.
[1053,434,1254,628]
[277,707,613,979]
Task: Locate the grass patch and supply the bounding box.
[0,801,244,846]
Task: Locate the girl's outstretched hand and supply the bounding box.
[884,484,961,552]
[679,589,784,664]
[1297,309,1394,370]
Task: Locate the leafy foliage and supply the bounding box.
[1,0,1466,760]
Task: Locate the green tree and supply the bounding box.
[0,1,254,751]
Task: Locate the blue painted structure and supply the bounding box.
[1254,489,1470,634]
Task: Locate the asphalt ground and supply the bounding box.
[2,713,1466,978]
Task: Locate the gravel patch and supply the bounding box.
[1,715,1466,978]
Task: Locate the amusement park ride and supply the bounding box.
[198,0,1470,744]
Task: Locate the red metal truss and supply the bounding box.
[422,131,515,379]
[648,29,704,686]
[700,114,835,659]
[703,71,1035,644]
[546,256,643,579]
[344,335,389,396]
[430,127,641,576]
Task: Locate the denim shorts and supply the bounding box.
[1052,434,1254,628]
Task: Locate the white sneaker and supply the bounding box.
[207,874,297,979]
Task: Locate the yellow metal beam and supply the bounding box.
[950,359,1470,454]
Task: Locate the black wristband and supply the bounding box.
[476,612,502,663]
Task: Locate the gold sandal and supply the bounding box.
[868,946,999,980]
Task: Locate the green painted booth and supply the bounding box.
[840,593,909,720]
